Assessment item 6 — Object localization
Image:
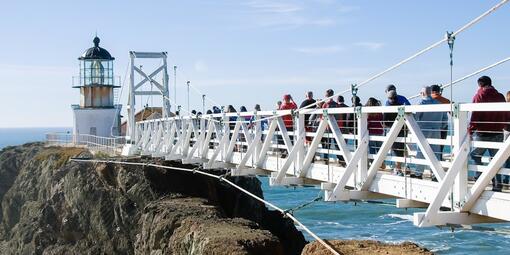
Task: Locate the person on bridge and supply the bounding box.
[383,90,406,174]
[249,104,262,124]
[279,94,298,130]
[278,94,297,157]
[308,100,324,131]
[385,84,410,106]
[347,96,363,134]
[414,86,446,175]
[321,89,344,165]
[300,91,316,109]
[227,105,237,130]
[430,84,450,161]
[276,100,282,110]
[366,97,385,170]
[239,106,251,121]
[300,91,316,144]
[469,76,507,192]
[336,96,349,133]
[249,104,267,133]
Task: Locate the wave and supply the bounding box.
[316,221,354,228]
[382,219,410,226]
[381,213,413,221]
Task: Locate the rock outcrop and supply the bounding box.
[0,143,306,255]
[302,240,433,255]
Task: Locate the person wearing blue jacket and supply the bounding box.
[414,86,447,174]
[385,84,411,106]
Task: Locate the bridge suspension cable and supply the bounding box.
[70,158,341,255]
[407,56,510,100]
[150,0,508,126]
[296,0,509,113]
[197,0,509,125]
[175,66,223,109]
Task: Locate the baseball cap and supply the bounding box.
[386,84,396,92]
[430,84,441,93]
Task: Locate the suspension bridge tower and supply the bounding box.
[72,36,122,137]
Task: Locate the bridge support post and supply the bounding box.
[255,114,262,164]
[123,51,171,156]
[453,109,468,210]
[396,199,428,208]
[414,211,504,227]
[297,113,306,172]
[356,108,368,189]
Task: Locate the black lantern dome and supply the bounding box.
[78,36,115,60]
[74,36,118,109]
[74,36,117,89]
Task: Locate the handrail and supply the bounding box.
[139,102,510,124]
[132,101,510,227]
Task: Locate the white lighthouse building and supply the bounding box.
[72,36,121,137]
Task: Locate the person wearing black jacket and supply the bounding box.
[336,96,349,133]
[383,90,405,174]
[300,91,316,126]
[347,96,363,134]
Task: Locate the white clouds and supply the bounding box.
[253,16,335,29]
[242,0,338,29]
[244,1,302,14]
[354,42,384,51]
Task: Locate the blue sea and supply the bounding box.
[0,127,71,149]
[2,128,510,254]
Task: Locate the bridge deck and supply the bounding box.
[118,102,510,227]
[216,151,510,225]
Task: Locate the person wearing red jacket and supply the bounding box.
[279,94,297,130]
[366,97,385,170]
[469,76,507,191]
[278,94,297,157]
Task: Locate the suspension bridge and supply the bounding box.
[46,1,510,253]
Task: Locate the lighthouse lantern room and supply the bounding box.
[72,36,121,137]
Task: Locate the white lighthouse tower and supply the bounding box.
[72,36,121,137]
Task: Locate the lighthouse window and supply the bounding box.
[80,60,114,86]
[91,60,105,85]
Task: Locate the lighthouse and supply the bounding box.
[72,36,122,137]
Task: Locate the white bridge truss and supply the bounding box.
[131,102,510,228]
[126,51,171,141]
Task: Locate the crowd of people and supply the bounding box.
[196,76,509,191]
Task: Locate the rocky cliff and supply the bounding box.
[0,143,306,255]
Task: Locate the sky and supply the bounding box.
[0,0,509,127]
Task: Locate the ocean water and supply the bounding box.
[2,128,510,254]
[260,177,510,254]
[0,127,71,149]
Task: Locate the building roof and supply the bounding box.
[78,36,115,60]
[120,107,175,136]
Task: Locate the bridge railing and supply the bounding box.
[134,102,510,227]
[45,133,125,155]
